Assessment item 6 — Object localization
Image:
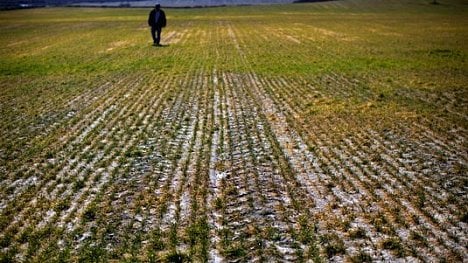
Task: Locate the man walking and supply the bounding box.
[148,4,166,46]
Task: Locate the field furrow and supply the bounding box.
[1,1,466,262]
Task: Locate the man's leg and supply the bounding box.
[151,27,157,44]
[156,27,162,45]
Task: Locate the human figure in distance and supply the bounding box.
[148,3,166,46]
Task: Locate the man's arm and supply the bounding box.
[161,11,167,27]
[148,10,154,26]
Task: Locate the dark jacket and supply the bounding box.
[148,9,166,28]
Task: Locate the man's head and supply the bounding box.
[155,3,160,10]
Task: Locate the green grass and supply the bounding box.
[0,0,467,261]
[0,2,465,150]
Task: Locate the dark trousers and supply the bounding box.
[151,26,162,44]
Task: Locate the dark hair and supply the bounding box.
[155,4,160,8]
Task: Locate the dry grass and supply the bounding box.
[0,0,467,261]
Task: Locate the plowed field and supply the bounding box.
[1,0,467,262]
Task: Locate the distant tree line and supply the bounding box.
[2,0,294,10]
[293,0,334,2]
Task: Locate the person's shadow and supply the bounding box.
[153,44,170,47]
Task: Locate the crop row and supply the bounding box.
[227,20,467,261]
[1,6,466,262]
